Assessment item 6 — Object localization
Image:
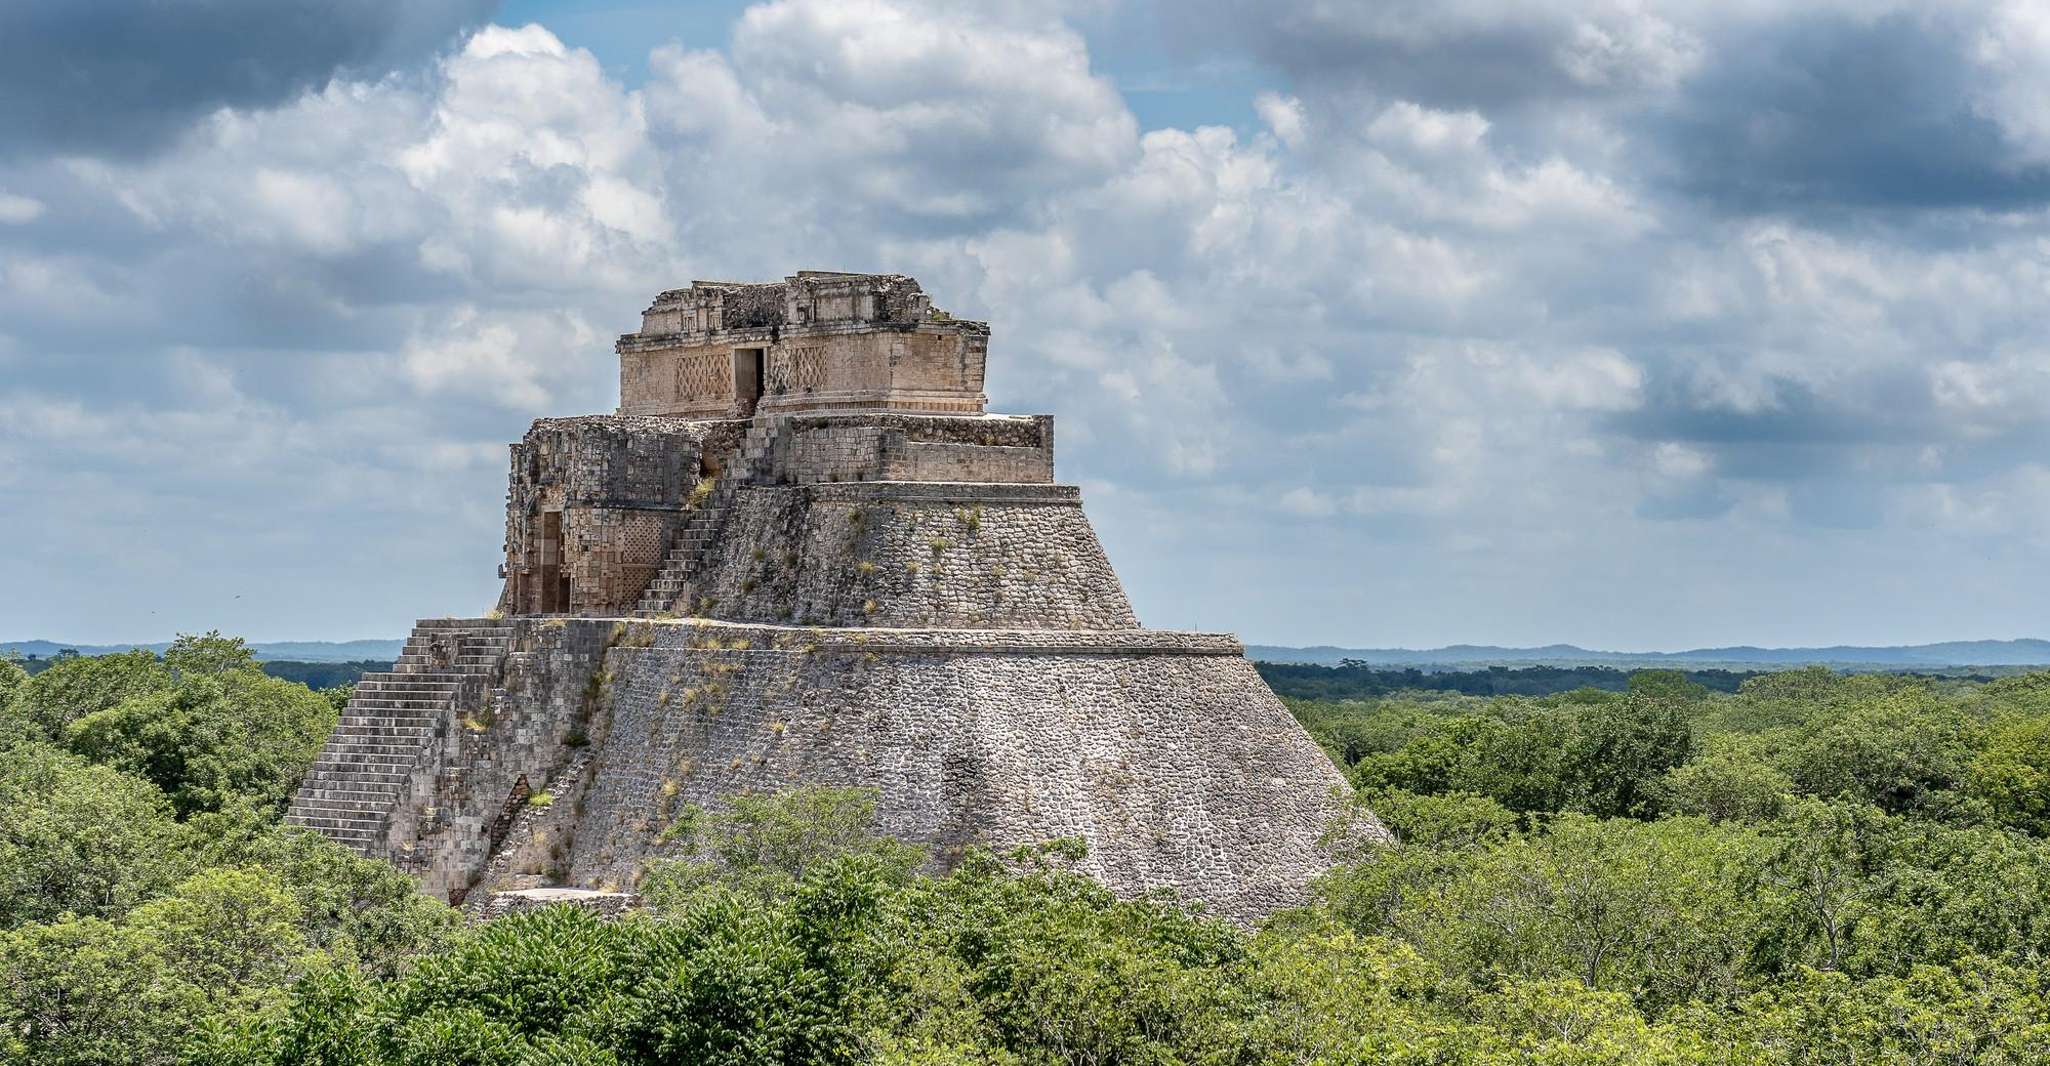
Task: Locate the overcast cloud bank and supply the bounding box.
[3,0,2047,649]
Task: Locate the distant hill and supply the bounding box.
[1246,638,2050,669]
[12,635,2047,671]
[2,638,405,663]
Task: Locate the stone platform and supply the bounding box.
[296,615,1353,922]
[289,271,1375,924]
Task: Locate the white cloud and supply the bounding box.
[401,306,600,410]
[1652,442,1713,480]
[1254,92,1306,148]
[1278,487,1335,517]
[642,0,1138,230]
[1969,0,2050,162]
[6,0,2050,646]
[0,192,43,224]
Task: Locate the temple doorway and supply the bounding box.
[733,347,764,417]
[538,510,566,613]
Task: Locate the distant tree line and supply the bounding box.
[1256,660,1762,699]
[15,653,389,689]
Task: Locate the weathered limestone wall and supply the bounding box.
[305,270,1378,926]
[619,328,988,418]
[502,411,1067,619]
[769,413,1052,485]
[324,616,1363,922]
[616,273,990,418]
[893,442,1048,483]
[686,483,1138,630]
[504,417,722,615]
[545,620,1349,922]
[395,619,614,902]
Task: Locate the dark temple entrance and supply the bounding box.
[538,510,567,613]
[733,347,764,417]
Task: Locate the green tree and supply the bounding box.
[0,657,33,749]
[7,648,171,741]
[1472,978,1699,1065]
[66,670,336,816]
[1361,788,1520,850]
[0,915,200,1066]
[127,867,307,1017]
[641,786,924,906]
[1349,694,1692,819]
[1693,959,2050,1065]
[879,844,1241,1066]
[1562,693,1695,818]
[1352,712,1573,814]
[1781,689,1981,815]
[1656,740,1794,823]
[1336,815,1776,1013]
[1968,715,2050,835]
[224,826,461,979]
[164,630,261,678]
[0,743,182,926]
[1227,918,1470,1066]
[1758,800,1891,974]
[0,655,25,711]
[212,882,888,1066]
[1626,669,1710,701]
[1849,819,2050,977]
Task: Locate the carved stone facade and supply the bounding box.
[289,271,1376,924]
[617,272,989,419]
[500,416,728,616]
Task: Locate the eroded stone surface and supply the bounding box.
[288,270,1378,924]
[573,620,1348,920]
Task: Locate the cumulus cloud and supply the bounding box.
[1658,7,2050,211]
[4,0,2050,648]
[0,193,44,224]
[0,0,493,157]
[1181,0,1703,106]
[645,0,1138,233]
[1177,0,2050,214]
[401,306,602,410]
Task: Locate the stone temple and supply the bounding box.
[287,271,1363,922]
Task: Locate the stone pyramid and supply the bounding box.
[289,271,1369,922]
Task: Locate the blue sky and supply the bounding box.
[4,0,2050,650]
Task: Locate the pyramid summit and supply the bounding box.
[289,270,1369,921]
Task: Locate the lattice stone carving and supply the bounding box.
[768,345,826,393]
[621,513,667,565]
[675,352,726,400]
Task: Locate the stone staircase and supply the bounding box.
[286,618,513,857]
[634,417,781,616]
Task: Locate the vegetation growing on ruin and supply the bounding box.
[6,647,2050,1063]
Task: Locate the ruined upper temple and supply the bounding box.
[289,271,1369,922]
[617,272,988,418]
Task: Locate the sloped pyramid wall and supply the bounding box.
[291,273,1374,922]
[567,621,1349,920]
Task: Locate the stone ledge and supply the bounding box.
[566,617,1243,657]
[474,888,639,920]
[799,481,1081,504]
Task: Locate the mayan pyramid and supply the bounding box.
[288,271,1365,921]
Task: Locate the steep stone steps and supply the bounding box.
[286,618,512,858]
[634,483,738,614]
[634,417,784,616]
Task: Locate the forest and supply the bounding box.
[1254,661,1765,699]
[12,651,389,691]
[4,637,2050,1064]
